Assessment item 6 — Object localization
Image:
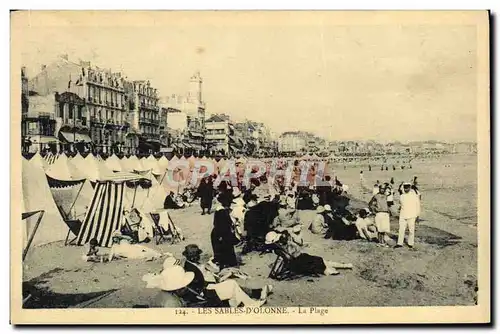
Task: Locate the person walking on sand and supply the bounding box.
[368,184,391,247]
[394,183,420,249]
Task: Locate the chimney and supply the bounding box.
[41,64,47,71]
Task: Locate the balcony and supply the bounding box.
[142,132,161,141]
[22,111,55,121]
[139,117,160,126]
[90,116,104,126]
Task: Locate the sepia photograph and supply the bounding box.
[10,10,490,324]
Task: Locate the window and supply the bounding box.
[68,105,74,119]
[59,104,64,118]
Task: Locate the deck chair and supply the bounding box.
[268,246,303,281]
[57,205,82,246]
[149,213,170,245]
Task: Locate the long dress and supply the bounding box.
[211,207,239,269]
[198,179,214,210]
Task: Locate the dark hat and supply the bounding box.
[182,244,203,257]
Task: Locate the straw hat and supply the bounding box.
[265,231,281,245]
[158,266,195,292]
[316,206,325,214]
[163,256,182,270]
[324,204,332,212]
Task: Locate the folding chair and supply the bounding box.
[149,213,169,245]
[268,246,297,281]
[57,205,82,246]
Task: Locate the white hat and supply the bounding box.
[316,206,325,213]
[286,196,295,208]
[324,204,332,212]
[342,184,349,192]
[265,231,281,245]
[158,266,194,292]
[163,256,182,270]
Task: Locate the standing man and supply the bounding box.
[395,182,420,249]
[368,184,390,247]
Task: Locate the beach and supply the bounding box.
[22,154,478,308]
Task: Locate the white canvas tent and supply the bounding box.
[105,154,123,172]
[22,158,67,247]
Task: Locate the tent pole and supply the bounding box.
[23,211,44,261]
[67,181,85,217]
[132,184,138,208]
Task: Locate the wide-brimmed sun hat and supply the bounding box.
[182,244,203,258]
[158,266,194,292]
[163,256,182,270]
[324,204,332,212]
[265,231,281,245]
[316,206,325,214]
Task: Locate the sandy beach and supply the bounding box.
[22,155,478,308]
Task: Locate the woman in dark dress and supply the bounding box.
[211,194,240,269]
[198,176,215,215]
[269,230,353,276]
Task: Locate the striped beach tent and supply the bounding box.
[76,174,140,247]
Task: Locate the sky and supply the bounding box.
[14,11,479,142]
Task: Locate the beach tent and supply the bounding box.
[187,155,196,169]
[46,153,87,181]
[119,156,133,172]
[74,154,114,182]
[105,154,123,172]
[169,155,179,162]
[142,155,163,175]
[76,173,142,248]
[29,151,48,171]
[69,152,85,166]
[22,158,67,247]
[158,155,169,169]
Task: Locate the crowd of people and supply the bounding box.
[83,157,422,308]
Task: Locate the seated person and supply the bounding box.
[266,231,353,276]
[354,209,378,241]
[148,246,271,308]
[309,206,328,235]
[164,191,185,210]
[123,208,153,243]
[324,207,358,240]
[82,238,108,262]
[109,231,163,261]
[270,196,300,231]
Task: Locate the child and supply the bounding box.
[83,238,104,262]
[354,209,377,241]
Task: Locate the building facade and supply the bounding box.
[124,80,161,154]
[205,114,231,156]
[28,55,130,154]
[278,131,308,153]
